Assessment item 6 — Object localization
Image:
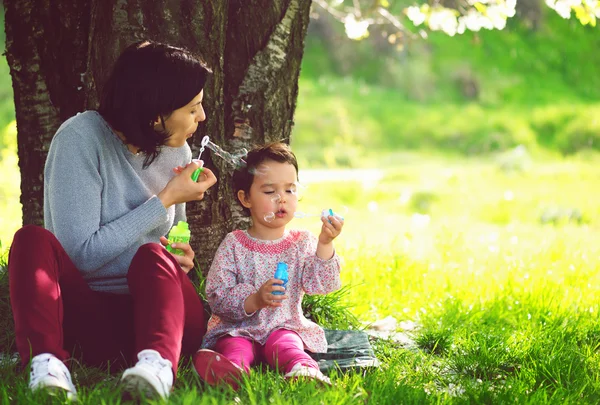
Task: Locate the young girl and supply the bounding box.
[193,142,344,388]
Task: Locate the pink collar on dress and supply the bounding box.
[232,230,302,254]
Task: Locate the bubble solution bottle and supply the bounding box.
[191,166,204,182]
[272,262,289,295]
[166,221,191,256]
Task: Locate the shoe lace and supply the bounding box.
[30,355,52,380]
[138,351,172,377]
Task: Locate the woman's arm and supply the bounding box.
[44,126,169,273]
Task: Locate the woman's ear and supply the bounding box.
[237,190,251,208]
[153,115,165,130]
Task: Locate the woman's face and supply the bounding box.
[158,90,206,148]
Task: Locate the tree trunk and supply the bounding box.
[4,0,312,274]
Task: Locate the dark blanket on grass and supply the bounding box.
[308,329,380,373]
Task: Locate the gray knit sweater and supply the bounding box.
[44,111,191,294]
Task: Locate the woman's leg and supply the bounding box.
[263,329,319,374]
[65,291,134,369]
[126,243,207,376]
[8,225,130,367]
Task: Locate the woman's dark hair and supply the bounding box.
[233,142,299,215]
[99,40,211,167]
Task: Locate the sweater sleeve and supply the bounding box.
[44,126,168,273]
[206,234,258,322]
[301,232,342,295]
[173,203,187,226]
[172,147,191,227]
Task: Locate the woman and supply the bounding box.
[8,40,217,400]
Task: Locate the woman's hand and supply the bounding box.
[158,161,217,208]
[244,279,287,313]
[159,236,195,274]
[171,159,203,175]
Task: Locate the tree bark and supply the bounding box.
[4,0,311,274]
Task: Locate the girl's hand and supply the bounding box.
[257,278,288,308]
[318,215,344,245]
[158,161,217,208]
[160,236,195,274]
[244,279,288,313]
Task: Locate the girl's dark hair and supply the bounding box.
[233,142,299,214]
[98,40,211,167]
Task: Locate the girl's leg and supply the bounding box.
[214,336,255,372]
[193,336,254,390]
[126,243,207,377]
[263,329,320,374]
[8,225,131,367]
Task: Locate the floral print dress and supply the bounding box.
[202,229,342,353]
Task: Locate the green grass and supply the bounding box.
[3,154,600,403]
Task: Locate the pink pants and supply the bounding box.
[214,329,320,374]
[8,225,207,376]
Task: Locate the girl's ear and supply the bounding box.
[237,190,251,208]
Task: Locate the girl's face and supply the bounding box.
[238,160,299,234]
[157,90,206,148]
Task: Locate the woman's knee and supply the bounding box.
[127,243,177,280]
[9,226,58,273]
[12,225,54,247]
[135,242,165,257]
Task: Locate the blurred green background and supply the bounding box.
[292,7,600,168]
[1,6,599,245]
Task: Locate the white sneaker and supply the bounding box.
[284,363,332,385]
[29,353,78,400]
[120,349,173,400]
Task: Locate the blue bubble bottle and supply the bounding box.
[272,262,288,295]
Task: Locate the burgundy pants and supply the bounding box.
[8,225,207,376]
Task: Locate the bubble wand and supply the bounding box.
[191,136,247,182]
[296,208,345,221]
[191,136,210,182]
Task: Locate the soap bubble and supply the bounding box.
[197,136,247,169]
[264,212,275,222]
[249,165,271,178]
[205,140,247,169]
[292,182,305,201]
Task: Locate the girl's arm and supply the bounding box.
[301,232,342,295]
[206,235,259,321]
